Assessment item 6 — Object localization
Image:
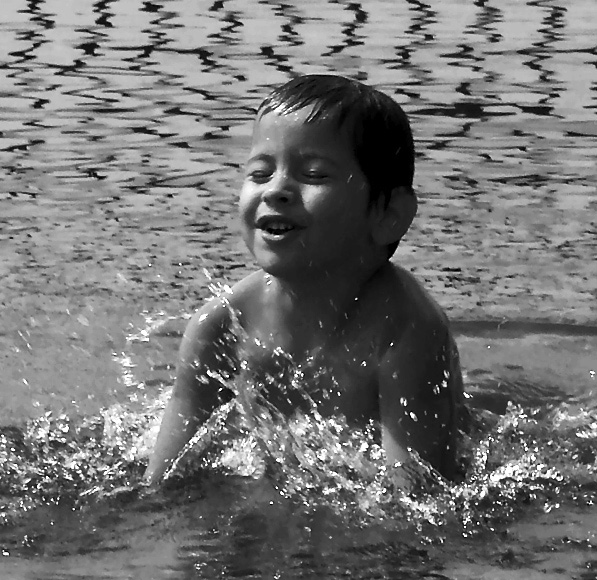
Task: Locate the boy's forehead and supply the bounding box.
[252,106,348,142]
[256,106,316,127]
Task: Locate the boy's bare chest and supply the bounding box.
[238,328,381,423]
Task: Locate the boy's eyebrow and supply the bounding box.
[246,150,342,167]
[246,153,272,163]
[297,150,340,164]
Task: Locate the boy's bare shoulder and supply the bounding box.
[183,294,233,346]
[186,271,263,331]
[370,262,450,333]
[228,270,266,299]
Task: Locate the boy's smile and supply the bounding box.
[239,107,376,279]
[255,212,305,240]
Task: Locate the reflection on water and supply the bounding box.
[1,0,596,578]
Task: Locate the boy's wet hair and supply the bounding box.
[257,74,416,208]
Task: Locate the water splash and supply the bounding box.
[1,290,596,554]
[2,386,595,542]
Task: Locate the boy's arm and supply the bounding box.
[144,299,236,485]
[378,322,462,480]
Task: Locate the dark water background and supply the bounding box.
[1,0,596,578]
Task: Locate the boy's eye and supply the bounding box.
[246,165,273,182]
[250,170,271,179]
[302,166,329,181]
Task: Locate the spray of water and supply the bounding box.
[1,269,596,548]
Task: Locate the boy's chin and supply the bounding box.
[258,261,303,279]
[255,255,317,281]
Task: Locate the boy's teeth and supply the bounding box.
[265,222,294,233]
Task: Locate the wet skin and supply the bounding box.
[239,108,373,280]
[145,108,463,485]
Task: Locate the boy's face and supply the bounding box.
[240,107,376,279]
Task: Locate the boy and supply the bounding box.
[145,74,463,485]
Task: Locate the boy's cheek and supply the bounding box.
[238,184,258,210]
[237,194,253,219]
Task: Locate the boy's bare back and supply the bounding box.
[145,75,463,485]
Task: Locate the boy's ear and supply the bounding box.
[370,186,417,246]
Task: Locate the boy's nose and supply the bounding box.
[263,188,294,204]
[262,172,297,204]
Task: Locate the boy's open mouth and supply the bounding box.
[263,222,295,235]
[256,216,300,236]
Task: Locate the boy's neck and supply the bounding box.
[261,258,387,337]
